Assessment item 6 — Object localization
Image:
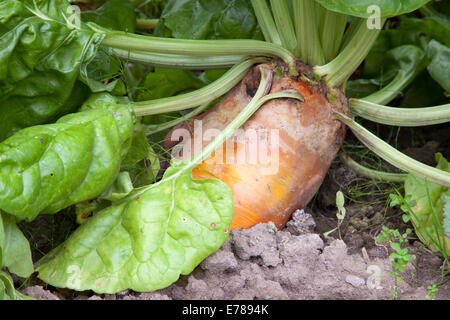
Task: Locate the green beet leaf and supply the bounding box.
[426,40,450,93]
[0,212,33,278]
[81,0,137,33]
[154,0,263,40]
[393,5,450,93]
[0,271,33,300]
[100,172,135,202]
[404,153,450,255]
[0,0,104,141]
[79,0,137,93]
[399,70,449,107]
[36,163,234,294]
[347,11,450,100]
[399,3,450,47]
[135,68,208,159]
[0,98,134,221]
[347,44,426,100]
[136,68,207,102]
[314,0,431,18]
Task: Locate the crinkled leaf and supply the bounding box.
[136,68,207,154]
[345,79,384,99]
[388,5,450,93]
[136,68,207,101]
[85,92,161,186]
[400,71,449,107]
[80,47,124,94]
[347,13,450,102]
[0,0,103,141]
[122,144,161,187]
[37,163,234,294]
[400,2,450,46]
[394,5,450,93]
[154,0,263,40]
[81,0,137,33]
[79,0,136,93]
[426,40,450,92]
[101,172,134,202]
[361,29,424,79]
[399,16,450,48]
[314,0,431,18]
[121,122,152,167]
[347,44,426,99]
[0,98,134,221]
[0,271,33,300]
[404,153,450,254]
[0,212,33,278]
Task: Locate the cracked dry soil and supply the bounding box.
[23,210,450,300]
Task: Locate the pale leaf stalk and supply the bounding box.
[335,112,450,188]
[293,0,325,64]
[110,48,244,70]
[250,0,282,45]
[97,26,297,74]
[349,99,450,127]
[340,18,363,50]
[315,18,386,88]
[144,103,211,136]
[315,2,326,32]
[270,0,297,54]
[362,65,426,105]
[321,10,348,62]
[339,153,407,183]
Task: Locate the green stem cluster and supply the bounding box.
[270,0,297,54]
[320,10,348,62]
[250,0,282,45]
[315,18,386,87]
[293,0,325,65]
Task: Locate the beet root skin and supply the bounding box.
[165,61,348,230]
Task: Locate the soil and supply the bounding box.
[21,208,449,300]
[18,124,450,301]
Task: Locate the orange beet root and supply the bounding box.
[165,61,348,230]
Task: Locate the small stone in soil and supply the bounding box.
[345,275,366,288]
